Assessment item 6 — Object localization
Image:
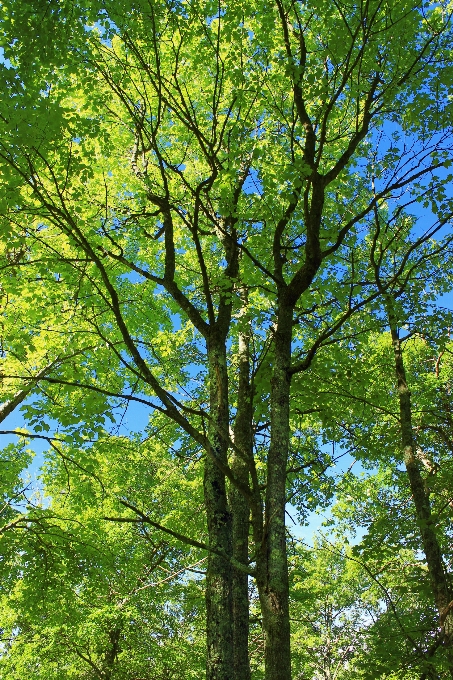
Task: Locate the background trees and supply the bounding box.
[0,434,206,680]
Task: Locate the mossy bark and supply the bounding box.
[388,312,453,674]
[255,306,293,680]
[229,315,252,680]
[205,337,234,680]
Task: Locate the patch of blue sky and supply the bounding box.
[370,124,453,225]
[107,394,152,437]
[84,13,118,48]
[1,407,53,488]
[243,167,263,196]
[118,270,146,284]
[287,504,334,545]
[436,290,453,310]
[0,46,12,69]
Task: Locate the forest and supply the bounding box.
[1,0,453,678]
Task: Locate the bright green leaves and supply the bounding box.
[0,1,453,677]
[0,427,206,680]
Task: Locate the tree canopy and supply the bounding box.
[1,0,453,679]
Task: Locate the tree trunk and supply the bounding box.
[205,336,234,680]
[256,304,293,680]
[103,627,121,680]
[388,312,453,674]
[229,301,252,680]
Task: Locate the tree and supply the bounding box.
[306,323,453,676]
[290,532,450,680]
[1,1,453,678]
[0,431,207,680]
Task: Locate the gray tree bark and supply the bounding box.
[229,301,252,680]
[255,306,293,680]
[205,335,234,680]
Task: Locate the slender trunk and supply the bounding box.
[0,362,55,423]
[205,335,234,680]
[230,455,250,680]
[256,304,293,680]
[388,312,453,672]
[103,627,121,680]
[229,301,252,680]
